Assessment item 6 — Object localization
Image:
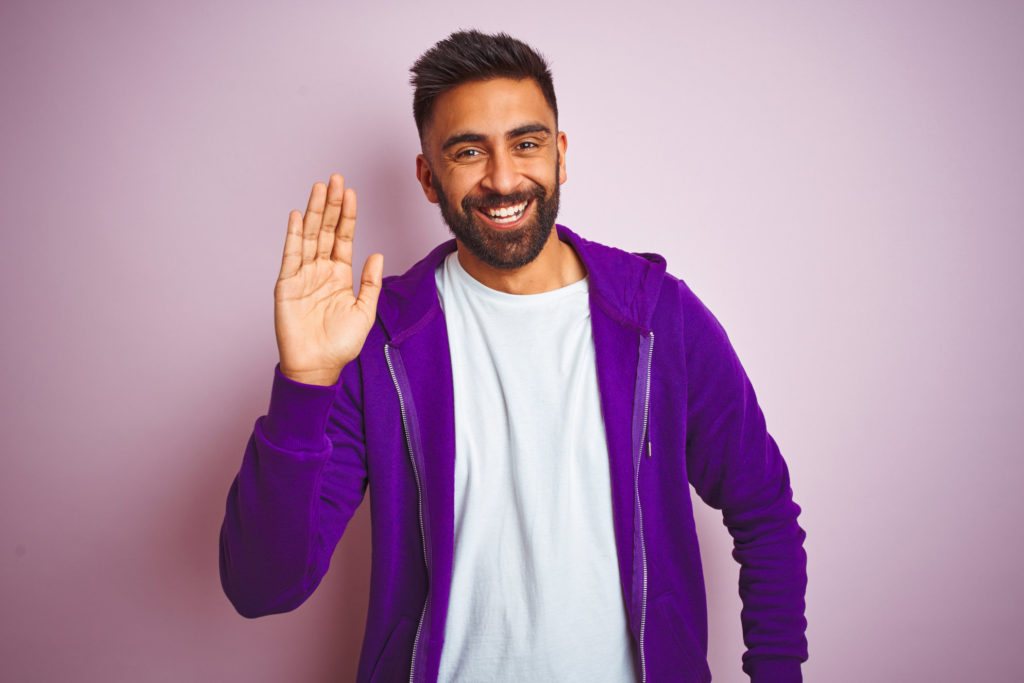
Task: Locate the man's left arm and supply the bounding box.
[679,281,808,682]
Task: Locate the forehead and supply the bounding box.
[426,77,555,142]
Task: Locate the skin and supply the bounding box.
[415,77,583,294]
[275,77,581,386]
[274,175,383,386]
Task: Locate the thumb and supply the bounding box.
[355,253,383,312]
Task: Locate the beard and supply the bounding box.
[433,159,561,270]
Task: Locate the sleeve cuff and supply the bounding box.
[261,363,339,452]
[745,657,803,682]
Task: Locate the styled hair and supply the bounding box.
[410,30,558,140]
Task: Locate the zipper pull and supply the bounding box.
[646,438,652,458]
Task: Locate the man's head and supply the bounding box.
[410,30,558,142]
[410,31,567,270]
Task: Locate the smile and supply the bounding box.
[478,200,529,225]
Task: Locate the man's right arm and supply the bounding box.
[219,174,382,617]
[219,360,368,617]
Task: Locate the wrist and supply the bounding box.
[279,365,342,387]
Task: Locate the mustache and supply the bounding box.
[461,184,547,211]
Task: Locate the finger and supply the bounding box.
[331,187,358,266]
[317,174,345,260]
[355,252,383,314]
[301,181,327,263]
[279,210,304,279]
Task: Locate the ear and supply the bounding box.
[416,153,439,204]
[557,131,568,185]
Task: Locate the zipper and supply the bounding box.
[636,331,654,683]
[384,343,431,683]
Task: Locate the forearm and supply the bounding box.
[219,365,367,617]
[219,427,331,616]
[703,398,808,675]
[725,439,807,679]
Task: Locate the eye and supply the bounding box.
[455,148,482,159]
[516,141,538,150]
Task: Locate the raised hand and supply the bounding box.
[274,174,383,386]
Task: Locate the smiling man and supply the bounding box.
[220,30,808,683]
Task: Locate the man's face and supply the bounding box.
[416,77,567,269]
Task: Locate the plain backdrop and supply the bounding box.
[2,1,1022,681]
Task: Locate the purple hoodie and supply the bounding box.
[220,225,808,682]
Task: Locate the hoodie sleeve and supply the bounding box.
[218,360,368,618]
[680,282,808,682]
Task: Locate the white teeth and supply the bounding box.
[485,201,528,221]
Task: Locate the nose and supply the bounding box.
[480,147,521,196]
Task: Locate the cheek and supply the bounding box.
[443,167,481,198]
[530,161,560,189]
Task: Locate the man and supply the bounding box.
[220,30,807,683]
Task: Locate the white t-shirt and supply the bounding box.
[435,251,636,682]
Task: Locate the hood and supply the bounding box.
[375,225,668,343]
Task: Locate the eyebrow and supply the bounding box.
[441,123,552,151]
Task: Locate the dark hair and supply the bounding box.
[410,30,558,140]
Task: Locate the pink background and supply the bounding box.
[2,1,1022,681]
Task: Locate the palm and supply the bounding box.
[274,175,383,385]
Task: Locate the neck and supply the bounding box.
[455,227,586,295]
